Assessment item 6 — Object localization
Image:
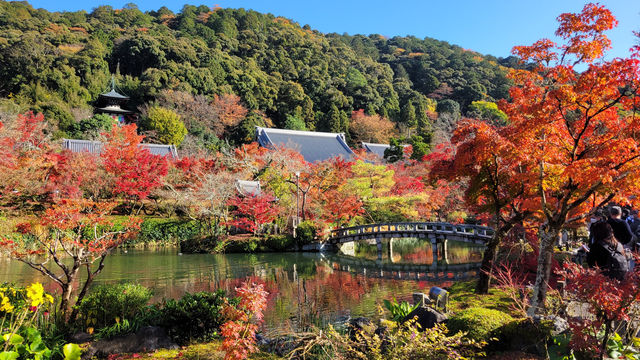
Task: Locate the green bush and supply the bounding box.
[266,234,294,251]
[447,307,514,342]
[295,221,316,246]
[154,291,229,345]
[179,236,218,254]
[77,283,152,330]
[136,218,201,245]
[144,106,187,146]
[489,318,554,353]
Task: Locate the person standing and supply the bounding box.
[607,206,636,246]
[587,221,629,281]
[608,206,636,270]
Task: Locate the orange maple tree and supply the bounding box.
[0,200,141,322]
[430,122,535,294]
[498,3,640,313]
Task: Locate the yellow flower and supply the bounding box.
[26,283,45,307]
[45,294,54,304]
[0,292,13,313]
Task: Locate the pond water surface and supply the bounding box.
[0,238,483,335]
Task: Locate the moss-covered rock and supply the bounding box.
[447,307,514,342]
[489,318,555,354]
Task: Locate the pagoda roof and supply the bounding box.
[99,89,129,100]
[95,106,133,114]
[256,127,355,163]
[62,139,179,160]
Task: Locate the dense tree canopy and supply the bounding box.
[0,1,514,150]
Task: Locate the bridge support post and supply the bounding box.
[442,239,449,265]
[376,237,383,261]
[430,236,438,270]
[388,238,395,263]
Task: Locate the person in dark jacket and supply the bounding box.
[607,206,636,246]
[587,221,629,281]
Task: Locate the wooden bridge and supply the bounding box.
[328,222,493,267]
[329,222,493,244]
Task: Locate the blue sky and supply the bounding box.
[30,0,639,60]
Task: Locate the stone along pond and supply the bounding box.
[0,238,484,335]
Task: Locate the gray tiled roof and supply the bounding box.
[256,127,355,163]
[361,142,390,158]
[235,180,261,196]
[62,139,178,159]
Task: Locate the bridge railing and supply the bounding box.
[329,222,494,241]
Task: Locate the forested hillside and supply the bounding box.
[0,1,515,150]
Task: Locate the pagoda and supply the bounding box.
[95,77,135,125]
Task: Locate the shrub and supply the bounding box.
[290,322,483,360]
[136,218,201,245]
[144,106,187,146]
[155,291,229,345]
[265,234,294,251]
[295,221,316,246]
[447,307,514,342]
[77,283,152,331]
[489,318,554,353]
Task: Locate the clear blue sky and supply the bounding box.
[30,0,639,60]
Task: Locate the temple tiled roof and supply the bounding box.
[361,142,390,158]
[256,127,355,163]
[235,180,261,196]
[62,139,179,159]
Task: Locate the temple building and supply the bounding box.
[62,139,179,160]
[256,127,355,163]
[361,142,391,158]
[95,77,135,125]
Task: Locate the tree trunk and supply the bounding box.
[527,227,559,316]
[59,283,73,321]
[476,232,503,294]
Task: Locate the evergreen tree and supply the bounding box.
[401,102,416,127]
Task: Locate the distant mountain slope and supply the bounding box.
[0,2,515,144]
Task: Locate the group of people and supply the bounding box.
[584,206,638,280]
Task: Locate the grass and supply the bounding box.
[447,280,524,318]
[111,341,282,360]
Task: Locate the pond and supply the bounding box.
[0,238,484,335]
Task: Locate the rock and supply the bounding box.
[84,326,178,359]
[533,315,569,336]
[255,333,271,346]
[69,332,92,343]
[347,317,374,339]
[412,292,429,307]
[402,306,447,330]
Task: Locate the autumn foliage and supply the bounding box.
[227,194,280,234]
[561,262,640,358]
[349,109,397,144]
[221,282,269,360]
[102,124,169,201]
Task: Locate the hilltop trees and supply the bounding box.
[0,1,511,146]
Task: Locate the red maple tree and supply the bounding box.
[227,193,280,234]
[102,124,169,203]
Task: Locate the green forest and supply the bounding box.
[0,1,516,151]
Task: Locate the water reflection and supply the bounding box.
[0,244,482,335]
